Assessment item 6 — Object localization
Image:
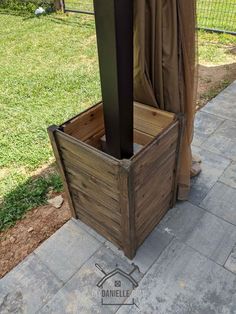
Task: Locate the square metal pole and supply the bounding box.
[93,0,133,159]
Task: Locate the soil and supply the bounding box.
[1,61,236,279]
[197,62,236,109]
[0,193,71,278]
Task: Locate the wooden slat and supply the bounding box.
[77,209,122,247]
[134,102,175,136]
[132,122,179,186]
[66,166,119,201]
[170,114,185,207]
[62,152,118,190]
[135,156,175,215]
[72,189,121,229]
[85,129,105,149]
[134,129,154,146]
[136,169,173,224]
[134,145,176,191]
[68,172,119,213]
[134,102,175,122]
[118,160,136,259]
[47,125,76,218]
[56,130,120,186]
[137,194,171,246]
[62,103,104,141]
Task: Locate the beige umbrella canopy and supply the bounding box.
[134,0,197,200]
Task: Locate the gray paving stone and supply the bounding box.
[39,246,143,314]
[189,147,230,205]
[192,111,224,147]
[202,81,236,122]
[159,201,236,265]
[202,120,236,161]
[117,240,236,314]
[72,218,106,243]
[219,162,236,189]
[105,227,173,274]
[200,182,236,225]
[225,245,236,274]
[35,219,102,283]
[0,254,62,314]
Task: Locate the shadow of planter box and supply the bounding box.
[48,102,183,259]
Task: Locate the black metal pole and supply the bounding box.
[93,0,134,159]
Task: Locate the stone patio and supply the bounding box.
[1,81,236,313]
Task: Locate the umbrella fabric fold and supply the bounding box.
[134,0,197,200]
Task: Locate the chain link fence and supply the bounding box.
[63,0,94,14]
[62,0,236,35]
[197,0,236,34]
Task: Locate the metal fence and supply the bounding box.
[63,0,94,14]
[198,0,236,34]
[62,0,236,35]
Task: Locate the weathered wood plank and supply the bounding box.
[85,129,105,149]
[136,170,173,225]
[118,160,136,259]
[135,156,175,214]
[170,114,185,207]
[134,129,154,146]
[134,102,175,136]
[62,103,104,141]
[66,166,119,201]
[137,194,171,246]
[47,125,76,218]
[68,173,120,213]
[134,102,175,120]
[134,146,176,191]
[72,189,121,230]
[62,152,118,189]
[132,122,179,187]
[56,130,120,186]
[77,209,122,247]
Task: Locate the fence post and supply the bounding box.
[54,0,65,12]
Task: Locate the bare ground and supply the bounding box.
[197,62,236,109]
[0,193,71,278]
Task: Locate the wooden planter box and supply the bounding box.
[48,102,183,259]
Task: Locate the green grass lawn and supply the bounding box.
[198,31,236,64]
[0,11,101,230]
[198,0,236,32]
[65,0,236,33]
[0,8,235,231]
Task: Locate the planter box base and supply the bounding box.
[48,102,183,259]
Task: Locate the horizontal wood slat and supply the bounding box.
[66,166,119,201]
[56,131,120,186]
[137,194,171,246]
[133,122,179,186]
[63,103,104,141]
[77,209,123,247]
[135,156,175,215]
[72,189,121,233]
[134,102,175,136]
[68,173,120,214]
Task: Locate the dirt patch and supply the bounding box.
[197,62,236,110]
[0,193,71,278]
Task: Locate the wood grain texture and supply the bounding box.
[62,103,104,141]
[118,160,136,259]
[49,103,182,259]
[47,125,77,218]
